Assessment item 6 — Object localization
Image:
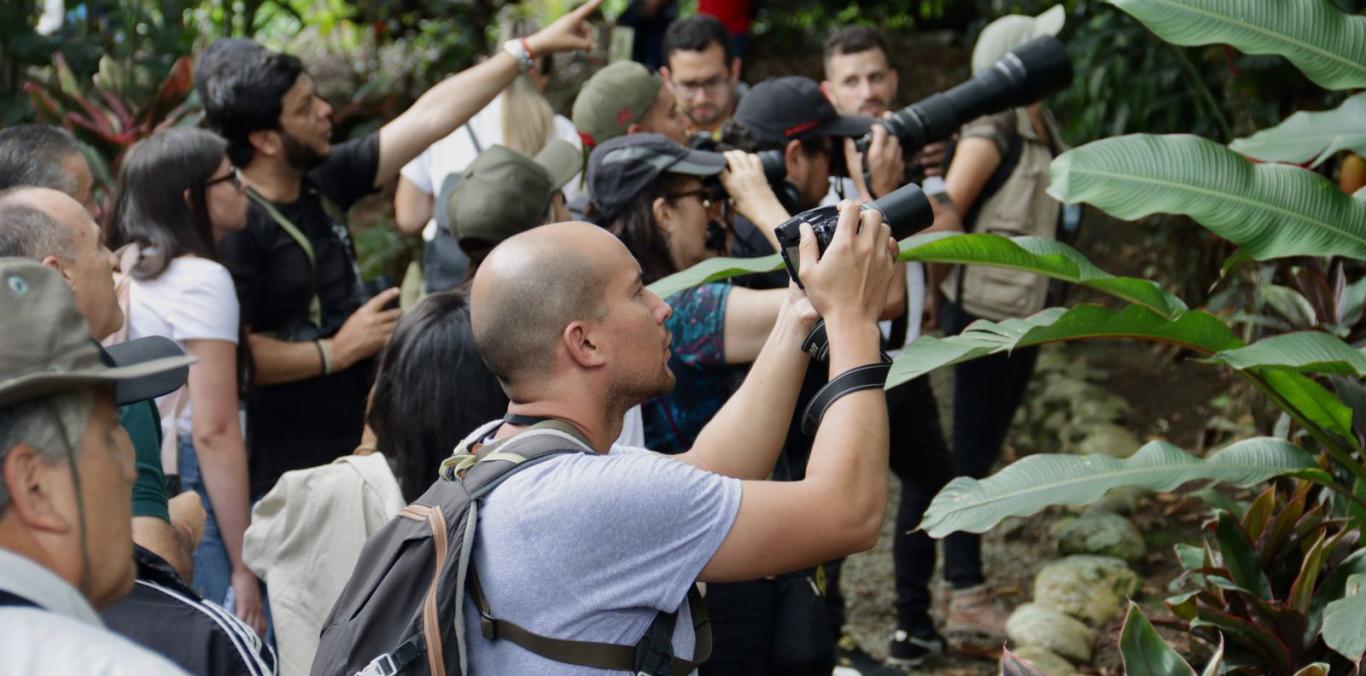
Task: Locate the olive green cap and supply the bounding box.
[572,61,662,148]
[446,140,583,247]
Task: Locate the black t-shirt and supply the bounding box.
[218,134,380,496]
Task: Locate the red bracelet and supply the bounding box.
[521,37,535,60]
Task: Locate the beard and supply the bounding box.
[281,130,327,172]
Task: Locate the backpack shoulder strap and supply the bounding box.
[960,111,1025,235]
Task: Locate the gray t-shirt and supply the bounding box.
[462,421,743,674]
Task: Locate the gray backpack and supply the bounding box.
[310,420,711,676]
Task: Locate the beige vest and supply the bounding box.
[943,108,1066,320]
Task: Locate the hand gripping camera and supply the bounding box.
[856,35,1073,156]
[772,182,933,285]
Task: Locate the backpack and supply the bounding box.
[310,420,712,676]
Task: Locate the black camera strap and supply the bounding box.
[801,361,892,436]
[799,319,893,435]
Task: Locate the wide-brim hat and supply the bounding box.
[0,259,194,410]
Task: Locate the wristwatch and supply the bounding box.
[503,38,535,74]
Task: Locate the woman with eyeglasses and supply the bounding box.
[105,127,264,635]
[586,133,804,456]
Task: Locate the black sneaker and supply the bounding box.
[886,628,946,668]
[835,634,906,676]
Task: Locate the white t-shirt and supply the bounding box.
[460,420,741,674]
[823,178,925,350]
[400,94,584,242]
[127,256,240,439]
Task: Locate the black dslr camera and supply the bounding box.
[773,182,933,285]
[856,35,1073,155]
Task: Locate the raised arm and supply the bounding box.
[698,202,896,582]
[373,0,601,184]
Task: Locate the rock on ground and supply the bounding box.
[1004,645,1080,675]
[1052,510,1146,562]
[1033,555,1141,627]
[1005,603,1096,663]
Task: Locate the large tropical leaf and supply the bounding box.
[1049,134,1366,261]
[1204,331,1366,376]
[886,303,1241,388]
[1229,93,1366,168]
[1322,573,1366,662]
[1120,603,1197,676]
[646,253,783,300]
[920,438,1316,537]
[897,232,1187,317]
[1107,0,1366,91]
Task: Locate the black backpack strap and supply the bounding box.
[0,589,39,609]
[469,565,711,675]
[949,113,1026,313]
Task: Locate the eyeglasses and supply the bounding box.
[670,75,729,96]
[205,168,243,192]
[664,188,714,208]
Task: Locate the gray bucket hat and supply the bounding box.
[0,258,194,410]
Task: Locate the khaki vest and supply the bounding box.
[942,108,1066,321]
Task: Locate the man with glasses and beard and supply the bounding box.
[198,1,602,500]
[660,14,745,140]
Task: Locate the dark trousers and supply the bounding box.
[939,301,1039,588]
[823,373,954,637]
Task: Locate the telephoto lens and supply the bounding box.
[772,182,932,286]
[856,35,1072,154]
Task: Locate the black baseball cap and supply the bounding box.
[734,76,876,145]
[587,133,727,224]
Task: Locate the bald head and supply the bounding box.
[471,222,627,393]
[0,187,79,259]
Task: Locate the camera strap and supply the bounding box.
[801,361,892,436]
[799,319,893,435]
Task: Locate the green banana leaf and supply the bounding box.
[647,232,1186,317]
[1229,93,1366,167]
[1107,0,1366,91]
[1119,603,1197,676]
[920,438,1317,537]
[647,253,783,300]
[1204,331,1366,376]
[885,303,1242,389]
[1322,573,1366,662]
[1049,134,1366,261]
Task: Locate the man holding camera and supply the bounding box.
[198,1,601,498]
[818,26,967,668]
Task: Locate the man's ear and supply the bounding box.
[819,80,835,104]
[887,68,900,96]
[2,443,74,534]
[783,139,805,181]
[659,65,673,86]
[38,255,71,283]
[562,320,607,369]
[247,129,279,159]
[729,58,743,85]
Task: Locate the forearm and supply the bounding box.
[804,320,888,545]
[375,52,521,183]
[247,333,324,385]
[687,307,810,478]
[132,516,195,581]
[192,429,253,571]
[731,192,790,252]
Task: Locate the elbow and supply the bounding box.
[191,423,240,455]
[394,212,425,236]
[847,501,885,552]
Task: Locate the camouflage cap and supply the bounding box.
[572,61,662,149]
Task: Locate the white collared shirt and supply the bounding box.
[0,547,188,675]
